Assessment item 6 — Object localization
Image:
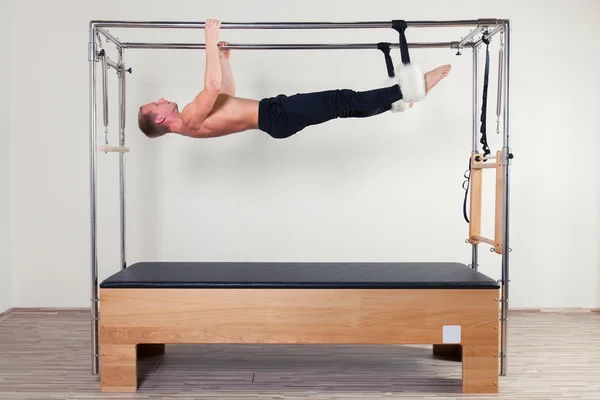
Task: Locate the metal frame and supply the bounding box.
[88,18,512,377]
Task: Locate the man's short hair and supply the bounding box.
[138,106,168,138]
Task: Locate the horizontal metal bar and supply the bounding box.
[97,27,123,48]
[92,19,505,30]
[122,41,469,50]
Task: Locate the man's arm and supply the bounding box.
[183,19,223,125]
[218,41,235,96]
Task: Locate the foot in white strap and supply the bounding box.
[395,63,426,103]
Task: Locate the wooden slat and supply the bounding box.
[100,288,498,344]
[470,235,495,246]
[471,163,497,169]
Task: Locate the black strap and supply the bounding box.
[479,37,491,158]
[462,157,471,223]
[392,20,410,65]
[377,42,395,78]
[463,36,493,223]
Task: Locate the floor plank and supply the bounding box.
[0,309,599,399]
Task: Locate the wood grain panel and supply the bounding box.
[99,288,499,392]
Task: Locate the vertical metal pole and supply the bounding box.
[88,23,100,375]
[500,20,511,377]
[118,49,127,271]
[472,45,480,154]
[101,53,108,131]
[471,44,480,271]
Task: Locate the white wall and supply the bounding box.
[7,0,600,309]
[0,0,12,313]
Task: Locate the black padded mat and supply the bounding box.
[100,262,500,290]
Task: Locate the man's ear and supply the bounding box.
[154,115,166,125]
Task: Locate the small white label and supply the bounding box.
[443,325,461,343]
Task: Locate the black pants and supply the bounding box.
[258,84,403,139]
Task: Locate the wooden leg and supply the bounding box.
[462,345,499,393]
[100,344,138,393]
[432,344,462,361]
[137,344,165,359]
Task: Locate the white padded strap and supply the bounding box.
[384,76,410,113]
[395,63,426,102]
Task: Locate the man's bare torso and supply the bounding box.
[181,94,260,138]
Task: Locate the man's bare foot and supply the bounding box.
[408,64,451,108]
[425,64,451,94]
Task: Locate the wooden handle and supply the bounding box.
[468,151,503,254]
[98,146,130,153]
[470,235,495,246]
[471,163,497,170]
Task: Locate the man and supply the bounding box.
[138,19,451,140]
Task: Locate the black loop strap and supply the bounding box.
[392,20,410,65]
[480,37,491,158]
[377,42,395,78]
[462,157,471,223]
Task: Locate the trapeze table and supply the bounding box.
[98,261,500,393]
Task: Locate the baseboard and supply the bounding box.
[0,308,14,319]
[10,307,90,314]
[4,307,599,315]
[510,308,600,313]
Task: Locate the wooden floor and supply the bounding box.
[1,309,599,399]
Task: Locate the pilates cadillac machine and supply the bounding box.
[88,18,513,393]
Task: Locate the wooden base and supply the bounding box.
[100,288,500,393]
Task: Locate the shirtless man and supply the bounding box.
[138,19,451,140]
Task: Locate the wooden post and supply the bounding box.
[469,153,483,245]
[100,344,138,392]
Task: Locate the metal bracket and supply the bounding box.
[502,147,514,166]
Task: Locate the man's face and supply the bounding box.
[143,98,178,121]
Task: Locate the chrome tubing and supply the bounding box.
[88,23,99,375]
[97,27,123,48]
[500,20,511,377]
[118,50,127,271]
[458,27,483,49]
[471,44,480,271]
[106,57,121,72]
[122,41,467,50]
[101,51,108,129]
[92,19,504,30]
[497,41,504,119]
[473,26,504,47]
[472,45,480,155]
